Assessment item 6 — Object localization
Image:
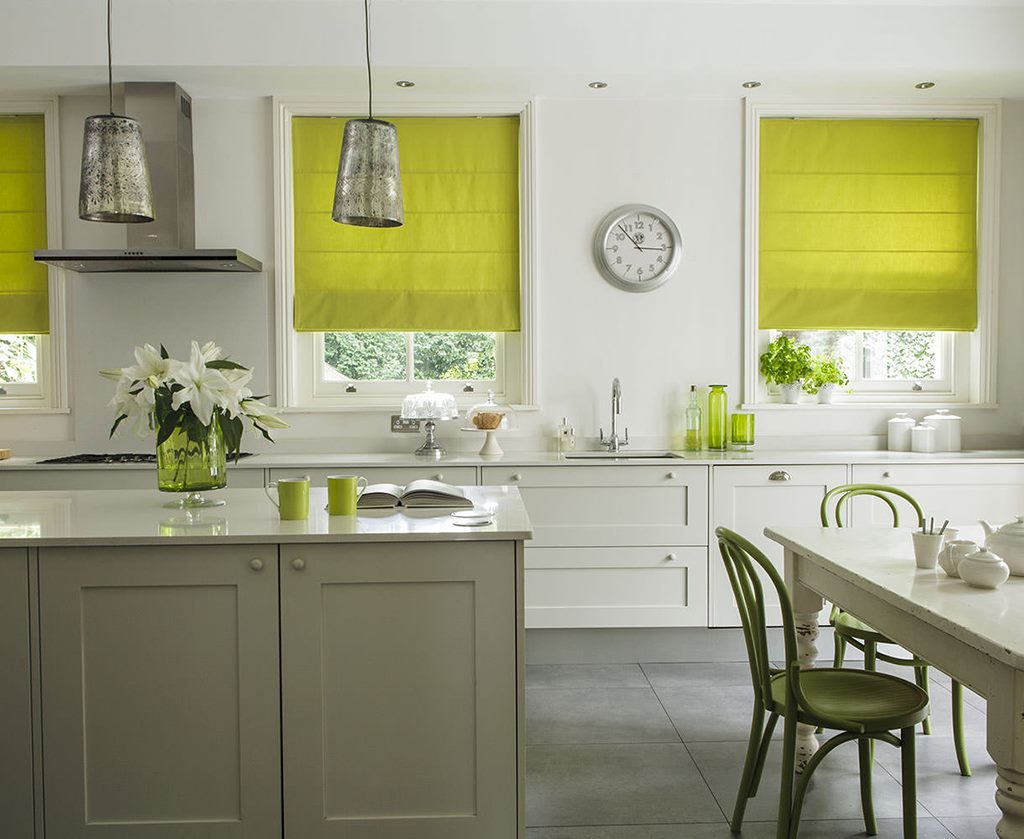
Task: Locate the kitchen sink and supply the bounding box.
[563,451,684,460]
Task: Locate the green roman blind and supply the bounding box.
[292,115,520,332]
[758,118,979,331]
[0,114,48,334]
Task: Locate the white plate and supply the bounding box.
[452,517,494,527]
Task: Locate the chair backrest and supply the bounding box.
[715,526,799,711]
[820,483,925,529]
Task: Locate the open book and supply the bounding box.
[357,479,474,510]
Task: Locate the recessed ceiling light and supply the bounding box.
[588,81,608,90]
[742,81,762,89]
[395,80,415,88]
[915,81,936,89]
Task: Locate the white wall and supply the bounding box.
[2,95,1022,454]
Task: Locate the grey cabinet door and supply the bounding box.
[0,549,34,839]
[281,540,520,839]
[39,544,281,839]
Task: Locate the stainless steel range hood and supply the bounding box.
[35,83,262,273]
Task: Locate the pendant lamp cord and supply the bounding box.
[106,0,114,115]
[363,0,373,120]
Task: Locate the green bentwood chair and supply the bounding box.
[716,527,928,839]
[821,484,970,777]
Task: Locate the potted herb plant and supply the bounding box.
[803,355,850,404]
[759,336,813,404]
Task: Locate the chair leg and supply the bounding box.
[900,726,918,839]
[777,712,798,839]
[864,640,877,671]
[914,666,931,735]
[731,705,766,831]
[750,712,779,797]
[951,680,972,777]
[858,736,878,836]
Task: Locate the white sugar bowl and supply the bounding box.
[957,547,1010,590]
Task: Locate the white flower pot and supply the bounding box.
[780,382,803,404]
[817,384,837,404]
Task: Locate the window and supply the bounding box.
[0,102,64,411]
[276,104,536,410]
[744,101,1000,406]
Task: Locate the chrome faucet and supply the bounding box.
[599,377,629,452]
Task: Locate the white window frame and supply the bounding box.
[0,98,67,412]
[743,99,1000,408]
[272,99,538,412]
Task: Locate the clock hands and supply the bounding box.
[617,223,643,252]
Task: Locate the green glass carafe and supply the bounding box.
[707,384,728,451]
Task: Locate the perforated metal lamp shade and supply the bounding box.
[79,114,155,223]
[332,118,403,228]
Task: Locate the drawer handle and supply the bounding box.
[768,470,791,482]
[291,557,306,571]
[249,558,264,572]
[882,471,892,479]
[666,471,677,480]
[666,553,677,562]
[511,473,522,482]
[433,472,444,481]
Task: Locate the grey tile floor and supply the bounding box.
[525,659,999,838]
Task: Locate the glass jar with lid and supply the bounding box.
[463,390,517,456]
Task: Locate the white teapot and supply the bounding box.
[980,516,1024,576]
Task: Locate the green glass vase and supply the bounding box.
[156,418,227,508]
[707,384,728,451]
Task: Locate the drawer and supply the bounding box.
[852,463,1024,487]
[269,466,477,488]
[0,467,266,492]
[481,465,708,547]
[523,546,708,628]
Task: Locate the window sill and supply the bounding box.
[741,402,998,411]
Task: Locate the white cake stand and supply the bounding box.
[461,427,503,456]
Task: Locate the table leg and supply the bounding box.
[988,670,1024,837]
[996,766,1024,837]
[784,548,825,772]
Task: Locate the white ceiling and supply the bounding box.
[0,0,1022,99]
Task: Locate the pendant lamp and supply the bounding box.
[332,0,404,228]
[79,0,154,223]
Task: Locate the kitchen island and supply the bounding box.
[0,486,530,839]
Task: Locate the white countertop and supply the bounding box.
[765,525,1024,670]
[0,486,532,547]
[3,449,1024,471]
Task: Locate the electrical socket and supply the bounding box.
[391,415,422,433]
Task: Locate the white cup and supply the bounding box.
[939,539,978,579]
[912,531,944,569]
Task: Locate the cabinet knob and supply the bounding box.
[249,558,264,572]
[291,557,306,571]
[433,472,444,481]
[666,553,677,562]
[882,471,893,479]
[768,470,791,482]
[511,473,522,482]
[666,471,677,480]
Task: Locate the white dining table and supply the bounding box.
[765,525,1024,838]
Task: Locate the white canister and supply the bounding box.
[911,423,936,453]
[887,413,915,452]
[923,409,962,452]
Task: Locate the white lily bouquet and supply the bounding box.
[102,340,287,467]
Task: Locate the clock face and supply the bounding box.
[593,204,682,292]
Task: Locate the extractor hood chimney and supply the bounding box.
[35,82,262,273]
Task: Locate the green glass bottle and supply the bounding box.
[707,384,728,451]
[684,385,702,452]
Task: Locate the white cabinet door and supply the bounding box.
[711,464,848,627]
[281,540,520,839]
[851,464,1024,535]
[39,545,281,839]
[0,549,35,839]
[481,465,709,547]
[269,465,477,488]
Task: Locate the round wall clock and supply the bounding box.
[593,204,683,292]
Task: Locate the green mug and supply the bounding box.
[327,474,369,516]
[265,476,310,520]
